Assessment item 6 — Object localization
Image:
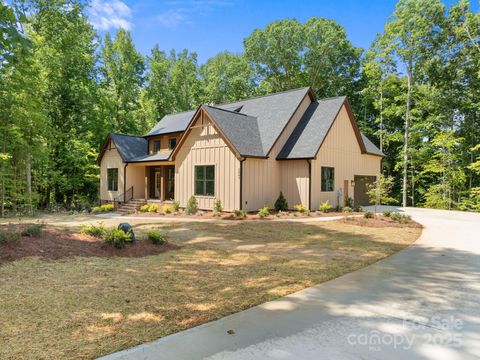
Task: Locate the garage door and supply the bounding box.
[354,175,376,206]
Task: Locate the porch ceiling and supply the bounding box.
[128,161,175,167]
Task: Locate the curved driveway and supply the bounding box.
[101,208,480,360]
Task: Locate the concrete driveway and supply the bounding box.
[100,208,480,360]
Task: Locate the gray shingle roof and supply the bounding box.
[129,152,171,163]
[277,97,346,159]
[202,106,264,157]
[110,134,147,161]
[146,110,196,136]
[361,133,384,156]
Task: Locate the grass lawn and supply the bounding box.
[0,219,421,359]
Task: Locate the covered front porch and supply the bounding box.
[129,162,175,202]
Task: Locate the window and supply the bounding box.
[195,165,215,196]
[168,138,177,150]
[107,168,118,191]
[153,140,161,152]
[321,167,335,192]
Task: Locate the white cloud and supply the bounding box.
[156,8,190,29]
[88,0,133,31]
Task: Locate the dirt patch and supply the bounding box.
[0,224,179,263]
[341,215,423,228]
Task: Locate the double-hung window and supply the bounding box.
[107,168,118,191]
[194,165,215,196]
[321,167,334,192]
[153,140,161,152]
[168,138,177,150]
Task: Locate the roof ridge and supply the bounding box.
[204,105,250,117]
[110,132,145,139]
[315,95,347,102]
[214,86,311,107]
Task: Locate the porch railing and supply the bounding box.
[113,186,133,209]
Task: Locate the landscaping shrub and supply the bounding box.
[0,229,21,244]
[21,224,44,237]
[162,204,171,213]
[383,210,392,217]
[233,209,247,218]
[258,205,271,218]
[147,229,168,245]
[274,192,288,211]
[390,212,412,223]
[213,198,223,214]
[104,229,130,249]
[81,224,106,238]
[318,200,332,213]
[185,196,198,215]
[345,196,353,208]
[364,211,374,219]
[294,203,307,213]
[172,200,180,212]
[342,206,353,213]
[140,204,149,212]
[92,204,114,213]
[148,203,158,213]
[353,205,363,212]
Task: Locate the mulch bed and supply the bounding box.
[341,215,423,228]
[0,224,179,264]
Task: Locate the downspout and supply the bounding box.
[124,163,129,203]
[307,159,312,211]
[239,158,246,210]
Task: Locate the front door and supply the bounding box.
[165,166,175,200]
[154,171,161,198]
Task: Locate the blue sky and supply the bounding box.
[88,0,478,64]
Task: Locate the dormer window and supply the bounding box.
[168,138,177,150]
[153,140,161,152]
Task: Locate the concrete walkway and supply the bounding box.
[100,208,480,360]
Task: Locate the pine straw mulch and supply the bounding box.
[341,215,423,228]
[0,224,179,263]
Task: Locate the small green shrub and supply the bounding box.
[274,192,288,211]
[353,205,363,212]
[364,211,374,219]
[383,210,392,217]
[318,200,332,213]
[345,196,353,208]
[258,205,271,218]
[148,203,158,213]
[172,200,180,212]
[139,204,150,212]
[294,203,307,213]
[185,195,198,215]
[21,224,44,237]
[342,206,353,213]
[81,224,106,238]
[0,229,21,244]
[233,209,247,218]
[162,204,171,213]
[147,229,168,245]
[92,204,114,213]
[105,229,130,249]
[213,198,223,214]
[390,212,412,223]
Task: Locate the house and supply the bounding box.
[96,87,384,212]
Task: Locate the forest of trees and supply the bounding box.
[0,0,479,215]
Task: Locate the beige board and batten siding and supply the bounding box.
[279,160,310,209]
[99,141,125,201]
[311,104,381,209]
[175,111,240,211]
[148,132,182,154]
[125,164,146,199]
[242,93,312,211]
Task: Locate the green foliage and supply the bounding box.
[274,192,289,211]
[81,224,106,238]
[140,204,150,212]
[147,229,168,245]
[21,224,43,237]
[294,203,307,213]
[185,196,198,215]
[213,198,223,214]
[148,204,158,213]
[172,200,180,212]
[364,211,374,219]
[258,205,271,218]
[390,212,412,223]
[92,204,114,213]
[162,204,171,213]
[233,209,247,218]
[353,205,363,212]
[342,206,353,213]
[0,229,21,244]
[366,175,396,214]
[319,200,332,213]
[345,197,353,208]
[105,229,130,249]
[383,210,392,217]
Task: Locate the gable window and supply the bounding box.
[194,165,215,196]
[153,140,161,152]
[321,167,335,192]
[168,138,177,150]
[107,168,118,191]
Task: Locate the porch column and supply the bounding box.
[160,166,165,201]
[144,166,149,201]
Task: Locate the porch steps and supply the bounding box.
[116,199,147,214]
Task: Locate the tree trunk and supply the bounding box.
[1,132,5,218]
[26,151,32,215]
[402,65,412,207]
[379,82,384,153]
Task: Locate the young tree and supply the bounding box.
[366,175,396,215]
